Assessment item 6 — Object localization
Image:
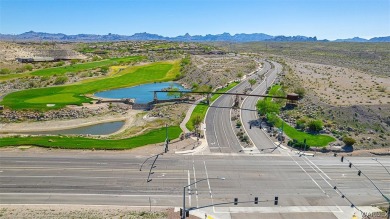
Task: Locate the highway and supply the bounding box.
[1,150,389,218]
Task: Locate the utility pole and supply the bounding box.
[280,122,284,143]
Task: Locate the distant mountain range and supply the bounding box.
[333,36,390,42]
[0,31,389,42]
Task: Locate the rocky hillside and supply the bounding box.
[179,54,257,90]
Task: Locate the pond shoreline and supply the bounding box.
[93,81,189,104]
[0,108,141,136]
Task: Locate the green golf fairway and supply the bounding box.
[1,60,180,110]
[25,93,81,103]
[0,56,143,81]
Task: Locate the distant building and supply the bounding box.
[16,58,34,63]
[16,57,55,63]
[16,49,86,63]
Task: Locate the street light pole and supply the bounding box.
[372,158,390,176]
[140,153,163,171]
[182,177,225,219]
[349,160,390,219]
[165,124,169,153]
[371,158,390,219]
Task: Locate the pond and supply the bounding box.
[20,121,125,136]
[94,82,188,103]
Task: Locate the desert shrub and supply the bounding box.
[24,64,33,71]
[100,66,109,73]
[307,120,323,132]
[54,76,68,85]
[28,81,38,88]
[342,136,356,146]
[15,67,25,73]
[239,135,249,143]
[55,61,65,67]
[70,59,78,65]
[288,139,310,150]
[40,76,50,81]
[92,56,100,61]
[191,83,199,90]
[296,118,307,130]
[80,72,89,78]
[378,86,386,92]
[294,87,306,98]
[0,68,11,74]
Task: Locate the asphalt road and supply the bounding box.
[240,61,284,154]
[0,151,389,219]
[205,60,273,154]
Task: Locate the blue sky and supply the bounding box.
[0,0,389,40]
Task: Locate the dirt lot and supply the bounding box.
[288,60,389,106]
[279,58,390,149]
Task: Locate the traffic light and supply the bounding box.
[358,170,361,176]
[349,163,352,168]
[274,196,278,205]
[234,198,238,205]
[341,156,344,162]
[254,197,258,204]
[250,124,252,129]
[180,208,183,216]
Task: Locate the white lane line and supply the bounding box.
[301,157,353,207]
[0,176,148,179]
[1,167,144,171]
[187,170,191,206]
[289,154,327,195]
[203,160,215,213]
[211,107,221,151]
[221,107,233,149]
[304,156,332,180]
[301,158,333,197]
[192,156,199,208]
